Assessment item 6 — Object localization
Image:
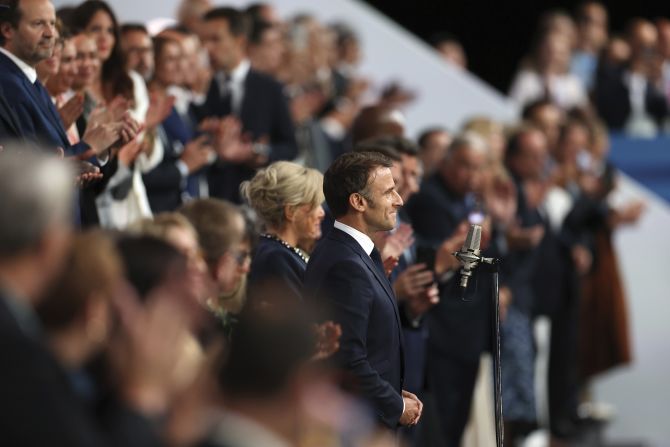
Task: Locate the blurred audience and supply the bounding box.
[0,1,656,446]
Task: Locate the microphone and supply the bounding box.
[453,223,497,290]
[453,224,482,289]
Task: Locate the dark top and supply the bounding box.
[247,236,307,302]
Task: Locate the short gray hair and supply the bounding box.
[0,148,74,257]
[443,131,488,163]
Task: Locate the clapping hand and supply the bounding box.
[57,93,84,129]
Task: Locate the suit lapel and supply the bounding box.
[0,52,70,147]
[0,93,21,136]
[330,229,402,325]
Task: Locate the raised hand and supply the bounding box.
[393,263,435,301]
[117,138,144,167]
[145,92,176,131]
[380,223,414,261]
[180,134,215,173]
[434,222,469,276]
[87,95,129,130]
[81,121,122,155]
[57,93,84,129]
[73,160,103,188]
[485,174,517,227]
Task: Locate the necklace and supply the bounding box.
[261,234,309,264]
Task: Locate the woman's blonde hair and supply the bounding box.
[240,161,324,229]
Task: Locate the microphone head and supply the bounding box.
[462,224,482,254]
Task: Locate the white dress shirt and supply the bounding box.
[0,47,37,83]
[334,220,374,256]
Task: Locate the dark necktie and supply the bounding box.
[370,247,386,277]
[218,73,232,116]
[33,79,54,109]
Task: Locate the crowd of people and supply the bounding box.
[0,0,651,446]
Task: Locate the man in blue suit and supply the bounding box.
[196,7,297,203]
[0,0,131,156]
[304,151,423,429]
[0,83,21,140]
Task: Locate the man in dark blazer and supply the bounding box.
[405,133,491,446]
[197,7,297,203]
[304,151,422,429]
[0,0,132,156]
[0,83,21,140]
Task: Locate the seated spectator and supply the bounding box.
[242,161,325,300]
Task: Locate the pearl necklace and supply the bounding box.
[261,234,309,264]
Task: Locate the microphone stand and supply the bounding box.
[486,258,504,447]
[454,252,504,447]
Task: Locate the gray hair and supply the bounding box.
[0,148,74,257]
[443,131,489,163]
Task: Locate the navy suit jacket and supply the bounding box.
[0,83,22,141]
[0,52,88,156]
[195,68,297,203]
[304,227,405,428]
[142,108,193,213]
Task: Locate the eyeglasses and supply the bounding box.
[228,249,251,266]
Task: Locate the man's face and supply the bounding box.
[121,30,154,81]
[201,18,244,72]
[420,131,451,174]
[2,0,56,66]
[399,154,421,202]
[442,146,486,197]
[361,166,403,233]
[511,131,548,180]
[250,26,284,73]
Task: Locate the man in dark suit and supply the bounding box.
[0,0,132,156]
[304,151,422,429]
[197,7,297,203]
[405,132,491,446]
[0,83,21,140]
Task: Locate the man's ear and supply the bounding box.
[0,23,15,44]
[348,192,366,213]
